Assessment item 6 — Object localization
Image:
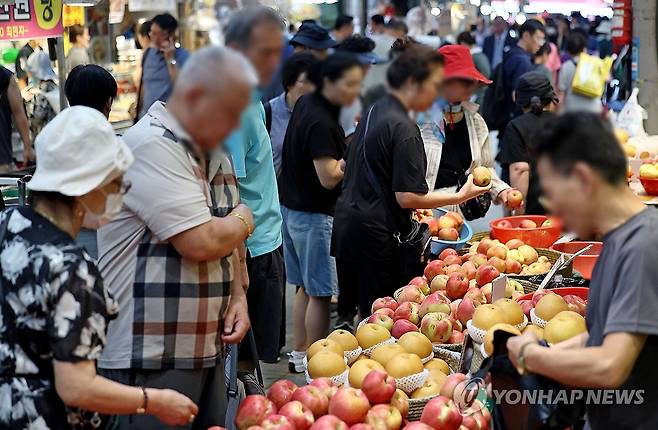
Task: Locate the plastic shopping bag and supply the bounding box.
[616,88,647,137]
[571,53,613,98]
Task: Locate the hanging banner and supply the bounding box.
[128,0,176,12]
[109,0,125,24]
[0,0,63,41]
[63,5,84,27]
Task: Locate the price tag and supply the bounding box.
[491,274,508,303]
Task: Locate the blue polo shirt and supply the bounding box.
[502,46,532,117]
[140,47,190,118]
[226,92,283,258]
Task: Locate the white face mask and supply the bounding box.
[82,193,124,229]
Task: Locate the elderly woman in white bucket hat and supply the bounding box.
[0,106,198,429]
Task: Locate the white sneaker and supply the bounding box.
[288,350,306,374]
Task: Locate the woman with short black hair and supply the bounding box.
[279,52,364,373]
[332,43,490,325]
[65,64,118,118]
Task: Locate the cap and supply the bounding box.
[354,51,387,65]
[438,44,492,85]
[26,50,57,82]
[515,71,559,108]
[28,106,134,196]
[290,22,337,50]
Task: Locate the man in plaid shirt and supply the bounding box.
[97,47,257,429]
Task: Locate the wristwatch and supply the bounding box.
[169,58,177,66]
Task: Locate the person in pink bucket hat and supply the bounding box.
[418,44,520,219]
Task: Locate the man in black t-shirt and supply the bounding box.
[507,113,658,429]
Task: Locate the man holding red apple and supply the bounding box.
[506,113,658,429]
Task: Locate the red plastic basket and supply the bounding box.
[490,215,562,248]
[640,178,658,196]
[515,287,589,302]
[550,242,602,280]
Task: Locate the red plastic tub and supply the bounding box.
[550,241,602,280]
[516,287,589,302]
[489,215,563,248]
[640,178,658,195]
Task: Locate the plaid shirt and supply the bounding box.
[128,113,239,369]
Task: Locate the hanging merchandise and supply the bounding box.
[616,88,647,138]
[611,0,632,51]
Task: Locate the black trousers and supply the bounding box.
[336,259,400,320]
[239,246,285,363]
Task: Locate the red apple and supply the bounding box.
[424,218,440,236]
[403,423,434,430]
[449,298,461,316]
[531,289,553,306]
[520,219,537,229]
[505,239,525,250]
[267,380,298,409]
[420,312,452,343]
[486,245,507,260]
[391,319,419,339]
[440,373,468,398]
[507,190,524,208]
[446,272,469,300]
[443,255,463,267]
[372,297,399,313]
[439,248,458,261]
[486,257,505,273]
[420,396,462,430]
[261,415,296,430]
[350,425,375,430]
[235,395,277,430]
[328,387,371,426]
[397,285,425,304]
[390,389,409,419]
[437,228,459,241]
[563,295,587,316]
[480,284,492,303]
[449,314,463,332]
[419,292,451,318]
[468,254,488,269]
[393,301,421,325]
[365,404,403,430]
[456,297,478,325]
[460,413,489,430]
[519,300,533,318]
[409,277,430,295]
[424,260,446,282]
[438,215,458,230]
[310,415,349,430]
[368,313,395,331]
[445,211,464,228]
[476,239,495,255]
[362,370,396,404]
[292,386,329,418]
[444,264,464,276]
[374,307,395,319]
[460,252,475,264]
[498,219,513,229]
[279,401,315,430]
[447,330,465,344]
[430,274,450,293]
[310,378,338,399]
[463,287,485,305]
[461,261,477,280]
[476,265,500,287]
[504,258,522,274]
[246,427,265,430]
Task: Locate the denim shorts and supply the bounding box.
[281,206,338,297]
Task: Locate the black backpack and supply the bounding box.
[481,61,509,132]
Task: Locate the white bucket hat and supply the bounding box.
[28,106,134,196]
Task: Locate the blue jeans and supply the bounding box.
[281,206,337,297]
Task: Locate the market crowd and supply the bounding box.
[0,5,656,430]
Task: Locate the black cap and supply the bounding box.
[515,71,558,108]
[290,22,337,50]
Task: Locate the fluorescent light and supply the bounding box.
[63,0,102,6]
[480,4,492,15]
[515,13,526,24]
[431,7,441,16]
[470,0,481,6]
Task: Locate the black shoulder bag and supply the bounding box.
[361,107,432,283]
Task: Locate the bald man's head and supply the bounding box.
[168,46,257,150]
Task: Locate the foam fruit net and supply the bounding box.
[344,347,363,364]
[305,367,349,386]
[362,337,396,356]
[466,320,487,344]
[396,369,429,394]
[515,314,529,331]
[420,351,434,364]
[530,308,548,328]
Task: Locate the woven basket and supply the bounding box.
[432,342,462,354]
[408,395,437,421]
[432,348,461,373]
[508,248,573,280]
[468,231,491,244]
